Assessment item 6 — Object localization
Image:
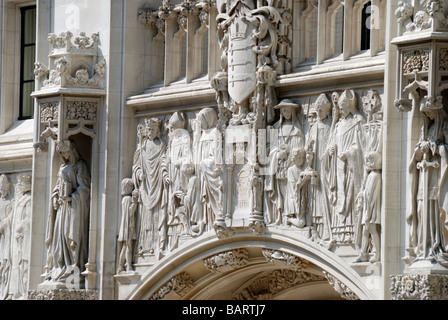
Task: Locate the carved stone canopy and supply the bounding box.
[32,31,106,152]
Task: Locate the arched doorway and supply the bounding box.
[124,230,376,300]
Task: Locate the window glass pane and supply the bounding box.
[20,6,36,119]
[21,82,35,118]
[23,8,36,45]
[23,45,36,81]
[361,2,371,51]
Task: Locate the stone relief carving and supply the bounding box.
[122,87,383,272]
[0,174,32,300]
[35,31,105,90]
[124,0,386,274]
[43,140,91,287]
[404,97,448,267]
[132,118,170,259]
[203,248,249,273]
[396,0,448,33]
[149,271,194,300]
[27,289,98,301]
[262,249,310,272]
[391,274,448,300]
[117,179,138,274]
[323,271,360,300]
[234,269,326,300]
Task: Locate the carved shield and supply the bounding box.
[228,16,257,105]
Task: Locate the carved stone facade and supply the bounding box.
[1,0,448,301]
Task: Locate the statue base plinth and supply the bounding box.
[405,259,448,275]
[115,272,141,300]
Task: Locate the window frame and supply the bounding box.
[18,4,36,120]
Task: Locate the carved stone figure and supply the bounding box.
[167,112,192,238]
[328,90,366,244]
[353,151,382,263]
[176,161,203,236]
[117,178,138,273]
[8,175,32,299]
[285,148,308,228]
[406,99,448,266]
[196,108,224,232]
[0,175,12,299]
[132,118,171,258]
[307,94,334,241]
[264,99,305,226]
[44,140,91,285]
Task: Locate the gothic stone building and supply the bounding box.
[1,0,448,301]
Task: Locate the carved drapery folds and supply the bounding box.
[393,2,448,273]
[125,87,384,268]
[126,1,384,275]
[0,174,32,300]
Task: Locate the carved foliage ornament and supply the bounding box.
[203,249,249,273]
[390,274,448,300]
[149,272,194,300]
[234,269,326,300]
[323,271,360,300]
[262,249,310,272]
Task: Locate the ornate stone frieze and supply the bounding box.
[27,289,98,301]
[233,269,326,300]
[203,249,249,273]
[122,87,384,268]
[390,274,448,300]
[149,272,194,300]
[323,271,360,300]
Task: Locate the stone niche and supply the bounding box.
[30,31,106,299]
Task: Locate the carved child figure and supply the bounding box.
[353,151,382,263]
[286,148,313,228]
[118,178,138,273]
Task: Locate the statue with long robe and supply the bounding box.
[132,118,171,258]
[44,140,90,285]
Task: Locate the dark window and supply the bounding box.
[19,5,36,119]
[361,2,371,51]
